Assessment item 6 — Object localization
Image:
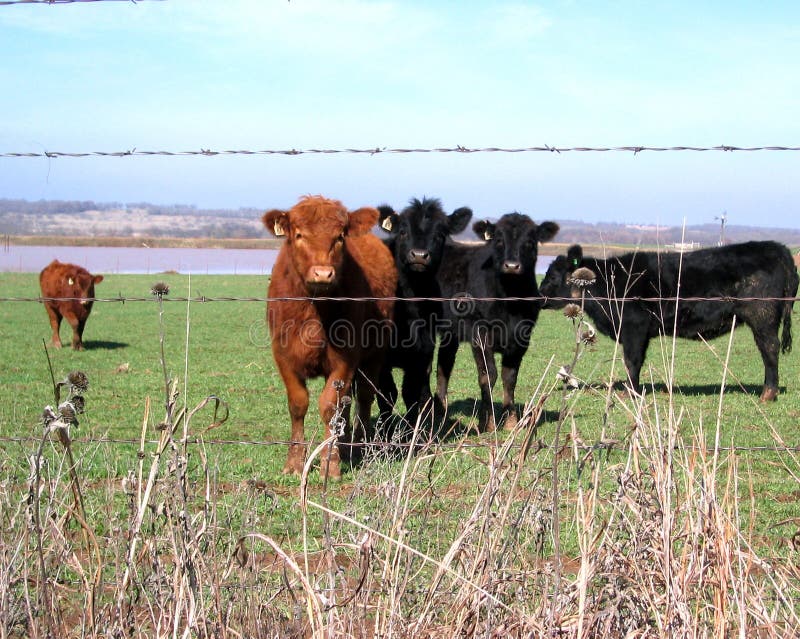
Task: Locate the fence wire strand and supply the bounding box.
[4,294,800,304]
[3,144,800,159]
[1,434,797,455]
[0,0,162,5]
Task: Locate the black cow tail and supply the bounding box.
[781,265,799,354]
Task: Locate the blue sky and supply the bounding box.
[1,1,799,229]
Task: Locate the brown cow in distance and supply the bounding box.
[40,260,104,350]
[264,195,397,480]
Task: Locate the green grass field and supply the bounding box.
[2,271,800,533]
[2,271,800,636]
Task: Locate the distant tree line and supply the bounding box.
[0,198,123,214]
[0,198,261,219]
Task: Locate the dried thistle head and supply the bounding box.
[563,303,581,319]
[58,401,77,425]
[568,267,597,288]
[41,406,58,427]
[71,395,86,414]
[67,371,89,393]
[580,327,597,345]
[151,281,170,296]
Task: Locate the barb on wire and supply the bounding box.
[3,293,800,304]
[0,0,162,5]
[0,433,796,455]
[2,144,800,159]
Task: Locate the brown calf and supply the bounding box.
[264,196,397,479]
[40,260,104,350]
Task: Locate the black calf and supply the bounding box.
[378,197,472,434]
[436,212,559,431]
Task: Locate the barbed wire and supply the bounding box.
[1,433,797,455]
[0,0,161,5]
[3,144,800,159]
[4,294,800,304]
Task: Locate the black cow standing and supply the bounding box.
[378,197,473,436]
[540,242,799,401]
[436,212,559,431]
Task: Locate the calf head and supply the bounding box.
[263,195,379,292]
[540,245,585,306]
[379,197,472,274]
[69,268,104,311]
[473,212,559,278]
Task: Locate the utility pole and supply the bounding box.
[714,211,727,246]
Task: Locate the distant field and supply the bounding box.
[2,272,800,636]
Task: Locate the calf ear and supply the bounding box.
[473,219,495,241]
[347,207,380,236]
[535,221,560,243]
[377,205,398,233]
[447,207,473,235]
[263,209,289,237]
[566,244,583,266]
[93,274,104,285]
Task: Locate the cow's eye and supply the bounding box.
[398,229,408,238]
[336,234,345,244]
[294,232,302,240]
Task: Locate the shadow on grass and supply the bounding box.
[609,380,781,398]
[83,340,129,350]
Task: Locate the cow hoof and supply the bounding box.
[281,465,303,477]
[319,464,342,482]
[760,388,779,402]
[52,341,63,349]
[503,413,519,431]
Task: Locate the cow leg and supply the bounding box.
[470,339,497,433]
[376,363,398,440]
[279,372,309,477]
[435,333,459,410]
[500,350,524,430]
[44,303,63,349]
[621,333,649,392]
[71,316,87,351]
[751,325,781,402]
[318,371,355,481]
[401,359,434,439]
[353,372,379,463]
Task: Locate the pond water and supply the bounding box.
[0,244,555,275]
[0,245,278,275]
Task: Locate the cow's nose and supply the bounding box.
[502,261,522,274]
[308,266,335,284]
[407,249,431,266]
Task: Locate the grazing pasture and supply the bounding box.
[1,270,800,637]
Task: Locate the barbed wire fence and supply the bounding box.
[0,0,163,6]
[3,144,800,158]
[3,294,800,304]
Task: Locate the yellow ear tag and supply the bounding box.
[483,230,492,241]
[381,217,393,232]
[273,221,285,236]
[68,277,74,285]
